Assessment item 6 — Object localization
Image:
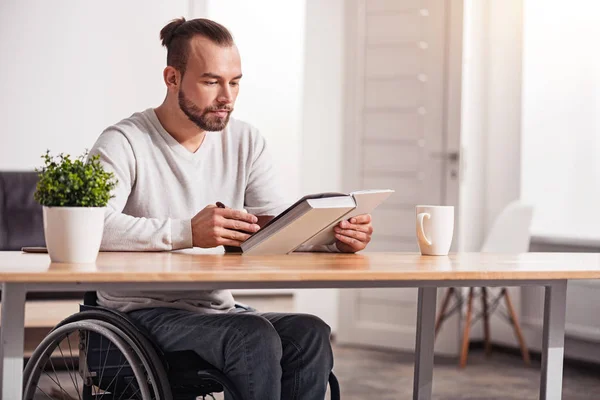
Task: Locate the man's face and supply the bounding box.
[177,37,242,131]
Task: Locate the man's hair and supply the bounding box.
[160,17,234,75]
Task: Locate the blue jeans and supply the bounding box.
[128,307,334,400]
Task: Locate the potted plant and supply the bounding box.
[34,151,117,263]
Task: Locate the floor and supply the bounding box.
[333,345,600,400]
[33,343,600,400]
[28,295,600,399]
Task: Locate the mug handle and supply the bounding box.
[417,212,432,246]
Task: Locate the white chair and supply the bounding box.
[434,201,534,367]
[480,201,534,253]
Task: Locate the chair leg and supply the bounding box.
[481,287,492,357]
[459,288,474,368]
[502,288,531,366]
[435,287,455,339]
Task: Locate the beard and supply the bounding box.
[178,89,233,132]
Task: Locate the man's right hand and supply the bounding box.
[191,205,261,248]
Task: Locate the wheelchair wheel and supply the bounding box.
[23,320,163,399]
[55,310,172,399]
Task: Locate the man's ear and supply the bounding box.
[163,66,180,89]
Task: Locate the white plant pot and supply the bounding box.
[43,206,106,263]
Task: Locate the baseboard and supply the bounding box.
[468,340,600,369]
[231,289,295,295]
[0,291,86,301]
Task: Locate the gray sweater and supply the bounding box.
[90,109,290,313]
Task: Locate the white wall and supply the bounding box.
[459,0,524,343]
[299,1,343,196]
[484,1,524,229]
[460,0,523,251]
[519,0,600,364]
[294,0,345,332]
[460,0,600,363]
[458,0,488,252]
[0,0,188,170]
[480,0,524,348]
[203,0,306,201]
[0,0,305,203]
[521,0,600,241]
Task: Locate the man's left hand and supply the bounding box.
[334,214,373,253]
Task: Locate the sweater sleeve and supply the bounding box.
[90,129,193,251]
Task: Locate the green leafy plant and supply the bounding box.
[34,150,117,207]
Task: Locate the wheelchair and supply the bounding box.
[22,292,341,399]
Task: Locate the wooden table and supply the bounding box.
[1,251,599,400]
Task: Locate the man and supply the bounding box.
[90,17,374,400]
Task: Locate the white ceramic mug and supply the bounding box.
[416,205,454,256]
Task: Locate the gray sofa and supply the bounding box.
[0,171,83,299]
[0,171,45,250]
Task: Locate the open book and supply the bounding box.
[239,189,394,255]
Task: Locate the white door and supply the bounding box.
[336,0,463,355]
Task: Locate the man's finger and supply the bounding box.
[348,214,371,224]
[338,221,372,233]
[220,208,258,223]
[217,238,243,247]
[222,219,260,234]
[219,227,252,242]
[335,233,364,249]
[334,229,369,243]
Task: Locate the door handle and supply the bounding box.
[430,151,460,162]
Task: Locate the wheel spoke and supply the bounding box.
[41,368,72,399]
[56,340,82,400]
[65,333,82,397]
[43,347,74,399]
[98,334,103,381]
[83,330,99,398]
[98,359,129,400]
[34,384,56,400]
[98,340,112,391]
[127,385,142,400]
[116,376,136,400]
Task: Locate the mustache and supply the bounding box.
[205,105,233,112]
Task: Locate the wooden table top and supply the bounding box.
[0,251,599,283]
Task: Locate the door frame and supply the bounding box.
[443,0,464,238]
